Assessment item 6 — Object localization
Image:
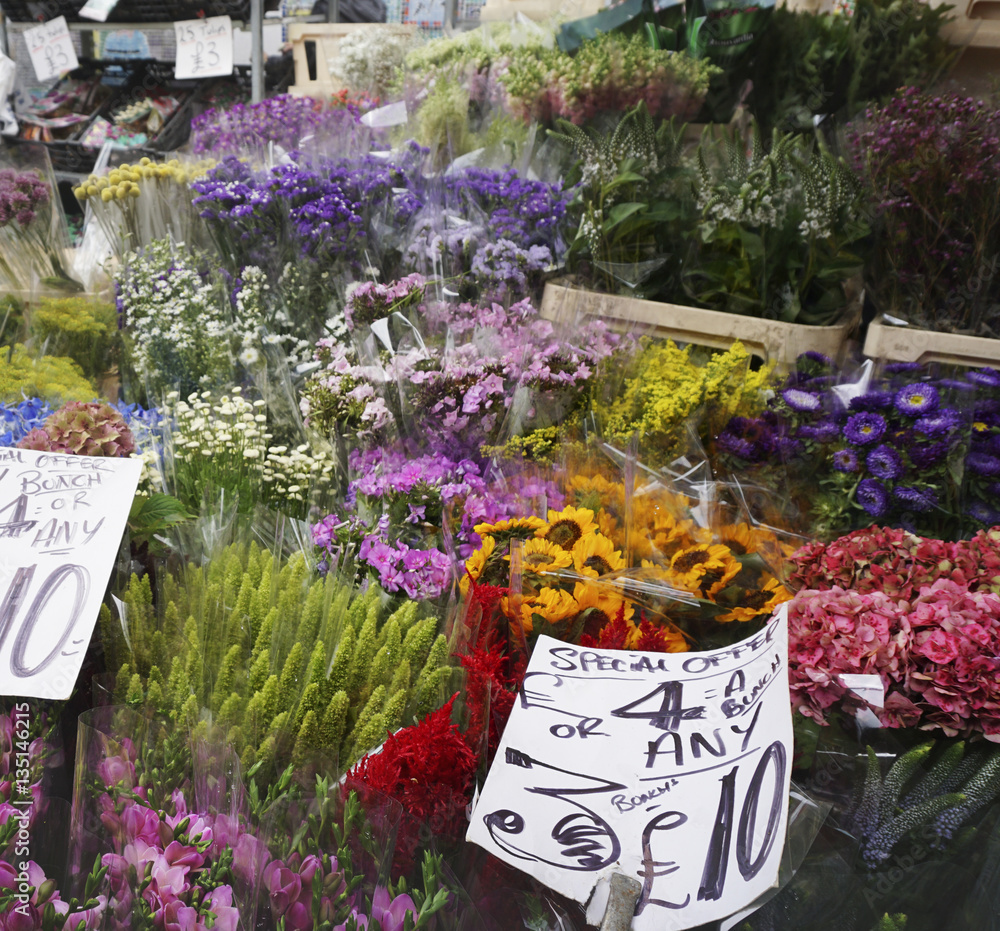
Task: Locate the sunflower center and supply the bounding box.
[701,567,725,590]
[741,589,771,610]
[722,539,747,555]
[584,555,612,575]
[526,553,555,568]
[673,549,710,573]
[547,519,583,549]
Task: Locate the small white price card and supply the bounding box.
[0,448,141,700]
[173,16,233,80]
[23,17,80,84]
[467,605,793,931]
[78,0,121,23]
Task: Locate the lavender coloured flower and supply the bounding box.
[866,443,905,481]
[781,388,823,413]
[892,485,938,512]
[844,411,888,446]
[857,478,889,517]
[894,383,940,417]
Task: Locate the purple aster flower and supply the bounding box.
[799,351,834,367]
[781,388,823,413]
[857,478,889,517]
[892,485,938,512]
[849,391,895,412]
[966,368,1000,388]
[866,444,905,480]
[967,451,1000,477]
[938,378,978,393]
[885,362,926,374]
[967,500,1000,525]
[894,383,940,417]
[914,408,963,437]
[844,412,888,446]
[833,448,859,472]
[798,419,841,442]
[909,442,950,468]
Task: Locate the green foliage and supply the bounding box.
[127,493,193,557]
[104,542,450,787]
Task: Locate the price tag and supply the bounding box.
[0,448,141,700]
[23,17,80,84]
[173,16,233,80]
[467,606,793,931]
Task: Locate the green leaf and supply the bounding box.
[603,202,648,231]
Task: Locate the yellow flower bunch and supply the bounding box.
[601,339,772,461]
[0,344,96,404]
[72,157,214,203]
[461,506,688,651]
[28,295,117,380]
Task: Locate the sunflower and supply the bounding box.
[597,508,619,543]
[474,516,546,540]
[571,580,636,639]
[507,537,573,575]
[715,575,792,623]
[697,552,743,598]
[508,585,578,634]
[667,543,735,592]
[569,473,624,513]
[459,534,496,596]
[572,533,626,578]
[544,506,599,550]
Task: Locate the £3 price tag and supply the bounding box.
[24,17,80,84]
[173,16,233,80]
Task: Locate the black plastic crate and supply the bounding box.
[1,0,250,22]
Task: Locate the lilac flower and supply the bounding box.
[844,412,888,446]
[857,478,889,517]
[892,485,938,512]
[866,444,904,480]
[833,448,859,472]
[0,169,50,228]
[894,383,940,416]
[781,388,823,413]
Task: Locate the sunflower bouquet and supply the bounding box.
[459,477,794,656]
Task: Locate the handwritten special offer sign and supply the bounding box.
[0,448,141,700]
[467,605,792,930]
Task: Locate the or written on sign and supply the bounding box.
[467,605,793,931]
[0,448,141,701]
[173,16,234,81]
[23,17,80,84]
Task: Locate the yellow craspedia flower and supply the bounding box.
[544,505,598,550]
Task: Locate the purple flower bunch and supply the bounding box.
[850,88,1000,334]
[190,94,368,157]
[717,354,1000,539]
[0,168,49,229]
[470,239,552,302]
[345,273,426,331]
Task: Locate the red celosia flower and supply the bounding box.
[459,645,521,766]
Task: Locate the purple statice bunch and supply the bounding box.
[0,168,50,228]
[470,239,552,302]
[190,93,367,157]
[850,88,1000,335]
[345,273,426,331]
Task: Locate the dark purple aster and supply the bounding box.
[866,444,905,480]
[967,500,1000,525]
[799,351,834,366]
[885,362,926,374]
[967,451,1000,477]
[966,368,1000,388]
[914,408,963,437]
[939,378,978,393]
[895,383,940,417]
[844,412,888,446]
[798,419,841,442]
[716,415,780,463]
[909,442,950,468]
[857,478,889,517]
[892,485,938,512]
[781,387,823,413]
[849,391,894,412]
[833,448,859,472]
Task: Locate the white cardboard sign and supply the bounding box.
[467,604,792,931]
[0,448,141,700]
[23,17,80,84]
[173,16,234,80]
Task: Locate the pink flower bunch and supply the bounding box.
[789,578,1000,738]
[790,525,1000,599]
[0,860,105,931]
[344,273,426,331]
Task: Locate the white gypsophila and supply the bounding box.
[329,27,416,97]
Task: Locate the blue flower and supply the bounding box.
[844,412,888,446]
[857,479,889,517]
[894,383,940,417]
[866,444,904,480]
[892,485,937,512]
